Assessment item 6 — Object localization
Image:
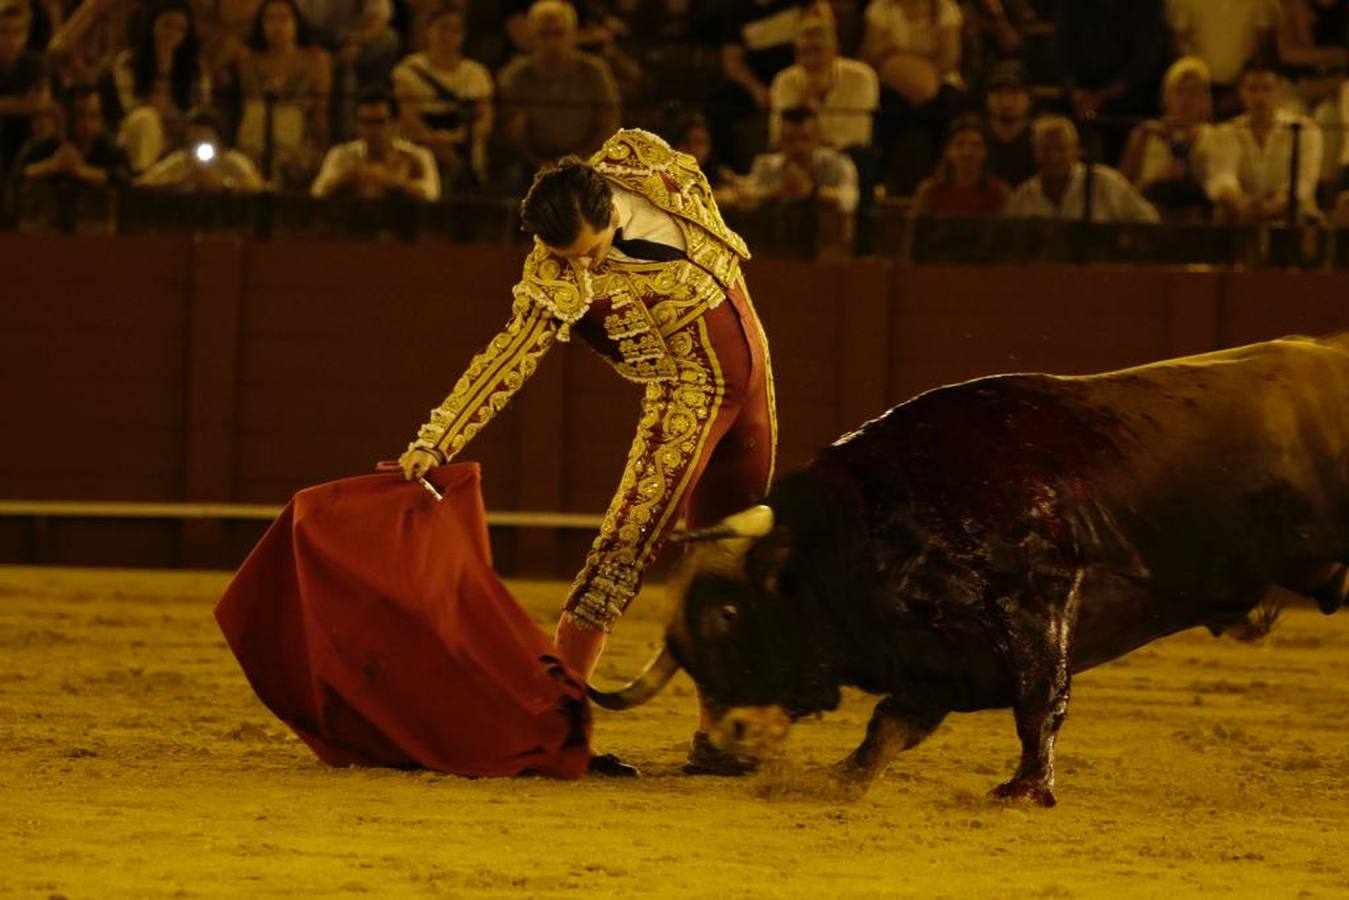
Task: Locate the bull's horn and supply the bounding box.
[671,504,775,544]
[586,645,680,710]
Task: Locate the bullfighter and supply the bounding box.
[398,128,777,775]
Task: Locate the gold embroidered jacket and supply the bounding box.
[411,128,751,461]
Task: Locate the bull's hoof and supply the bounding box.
[683,731,759,776]
[587,753,640,778]
[828,758,879,789]
[990,779,1057,808]
[824,761,876,801]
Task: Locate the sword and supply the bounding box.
[417,476,444,502]
[375,460,443,502]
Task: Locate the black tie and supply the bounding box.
[611,228,686,262]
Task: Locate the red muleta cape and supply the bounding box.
[214,463,592,779]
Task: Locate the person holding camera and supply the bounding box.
[135,107,265,191]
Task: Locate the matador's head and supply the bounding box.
[521,159,620,269]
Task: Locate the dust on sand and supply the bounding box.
[2,566,1347,898]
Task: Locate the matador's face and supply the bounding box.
[546,205,620,270]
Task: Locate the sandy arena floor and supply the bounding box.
[2,565,1347,898]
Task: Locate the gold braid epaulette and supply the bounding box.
[513,239,592,340]
[589,129,750,288]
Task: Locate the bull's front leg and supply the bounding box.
[990,569,1084,808]
[833,695,946,787]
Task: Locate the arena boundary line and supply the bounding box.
[0,501,603,530]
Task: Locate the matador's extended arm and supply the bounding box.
[407,293,560,463]
[407,244,592,462]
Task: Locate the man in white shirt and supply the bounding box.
[1206,62,1324,223]
[1004,116,1160,223]
[769,14,879,150]
[312,89,440,201]
[740,106,860,214]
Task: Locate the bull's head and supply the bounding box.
[588,501,845,753]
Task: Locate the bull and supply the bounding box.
[589,333,1349,806]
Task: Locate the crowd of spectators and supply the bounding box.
[1,0,1348,232]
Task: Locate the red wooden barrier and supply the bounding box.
[3,234,1347,570]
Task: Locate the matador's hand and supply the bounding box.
[398,447,440,481]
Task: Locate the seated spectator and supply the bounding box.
[670,111,735,188]
[135,106,265,190]
[861,0,965,193]
[0,0,48,177]
[12,84,131,186]
[503,0,640,94]
[861,0,965,111]
[494,0,619,190]
[293,0,401,138]
[709,0,830,169]
[1168,0,1279,118]
[46,0,135,88]
[770,13,879,151]
[312,88,440,200]
[982,58,1034,186]
[959,0,1037,92]
[729,105,860,213]
[392,4,492,193]
[192,0,260,81]
[236,0,332,190]
[1276,0,1348,107]
[1119,56,1220,221]
[913,113,1008,215]
[1054,0,1171,163]
[1207,60,1324,222]
[1005,115,1161,222]
[107,1,211,173]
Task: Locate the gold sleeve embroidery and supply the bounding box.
[410,295,559,461]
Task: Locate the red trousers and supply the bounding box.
[563,282,777,631]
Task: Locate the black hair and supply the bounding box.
[934,113,989,185]
[1237,55,1278,84]
[356,86,399,118]
[186,106,223,137]
[943,112,987,146]
[424,3,464,28]
[247,0,313,52]
[519,157,613,248]
[131,1,201,111]
[779,105,819,128]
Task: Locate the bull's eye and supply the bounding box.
[719,604,739,625]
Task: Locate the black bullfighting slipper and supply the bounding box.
[587,753,640,777]
[682,731,759,776]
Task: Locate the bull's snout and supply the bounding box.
[712,705,792,756]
